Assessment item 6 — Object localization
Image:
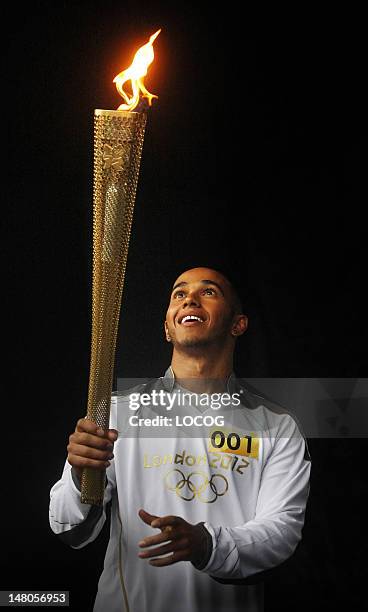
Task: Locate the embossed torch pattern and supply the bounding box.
[81,110,147,505]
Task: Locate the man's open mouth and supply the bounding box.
[180,315,205,326]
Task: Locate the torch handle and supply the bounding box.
[81,468,107,506]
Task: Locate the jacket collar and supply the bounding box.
[161,366,238,394]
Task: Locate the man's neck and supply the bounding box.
[170,348,233,393]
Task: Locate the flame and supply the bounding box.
[113,29,160,112]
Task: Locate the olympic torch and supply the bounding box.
[81,30,161,505]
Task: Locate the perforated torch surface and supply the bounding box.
[81,110,147,505]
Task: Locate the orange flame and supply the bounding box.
[113,29,160,112]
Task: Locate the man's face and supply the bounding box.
[165,268,238,349]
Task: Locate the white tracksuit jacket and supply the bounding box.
[49,371,311,612]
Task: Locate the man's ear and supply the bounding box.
[164,321,171,342]
[231,314,248,337]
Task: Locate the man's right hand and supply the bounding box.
[67,418,118,481]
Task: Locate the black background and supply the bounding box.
[4,1,366,610]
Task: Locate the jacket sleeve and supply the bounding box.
[201,417,311,579]
[49,398,118,549]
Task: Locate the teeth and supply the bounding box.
[182,315,203,323]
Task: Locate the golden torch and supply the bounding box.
[81,30,161,505]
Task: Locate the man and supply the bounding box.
[49,267,311,612]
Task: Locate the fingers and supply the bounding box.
[70,431,112,451]
[137,511,192,567]
[70,442,114,462]
[138,528,178,549]
[138,538,188,560]
[68,454,111,471]
[67,418,118,473]
[150,515,181,530]
[148,550,188,567]
[138,508,159,526]
[76,418,118,441]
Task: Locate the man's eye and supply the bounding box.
[173,291,185,299]
[203,288,216,295]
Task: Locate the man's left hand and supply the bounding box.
[138,508,208,567]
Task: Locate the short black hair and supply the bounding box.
[212,268,244,315]
[171,265,245,315]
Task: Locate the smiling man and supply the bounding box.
[166,268,246,346]
[49,267,311,612]
[164,268,248,387]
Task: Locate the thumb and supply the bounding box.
[138,508,160,527]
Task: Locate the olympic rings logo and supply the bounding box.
[164,469,229,504]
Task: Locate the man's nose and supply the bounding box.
[184,291,200,306]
